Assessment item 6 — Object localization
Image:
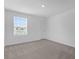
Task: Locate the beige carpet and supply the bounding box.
[5,39,75,59]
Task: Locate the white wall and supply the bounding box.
[47,9,75,47]
[5,9,46,46]
[5,9,75,47]
[40,19,48,39]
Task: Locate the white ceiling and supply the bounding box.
[5,0,75,17]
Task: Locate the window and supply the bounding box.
[14,16,27,35]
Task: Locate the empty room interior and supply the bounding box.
[4,0,75,59]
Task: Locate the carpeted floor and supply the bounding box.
[4,39,75,59]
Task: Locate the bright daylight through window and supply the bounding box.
[14,16,27,35]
